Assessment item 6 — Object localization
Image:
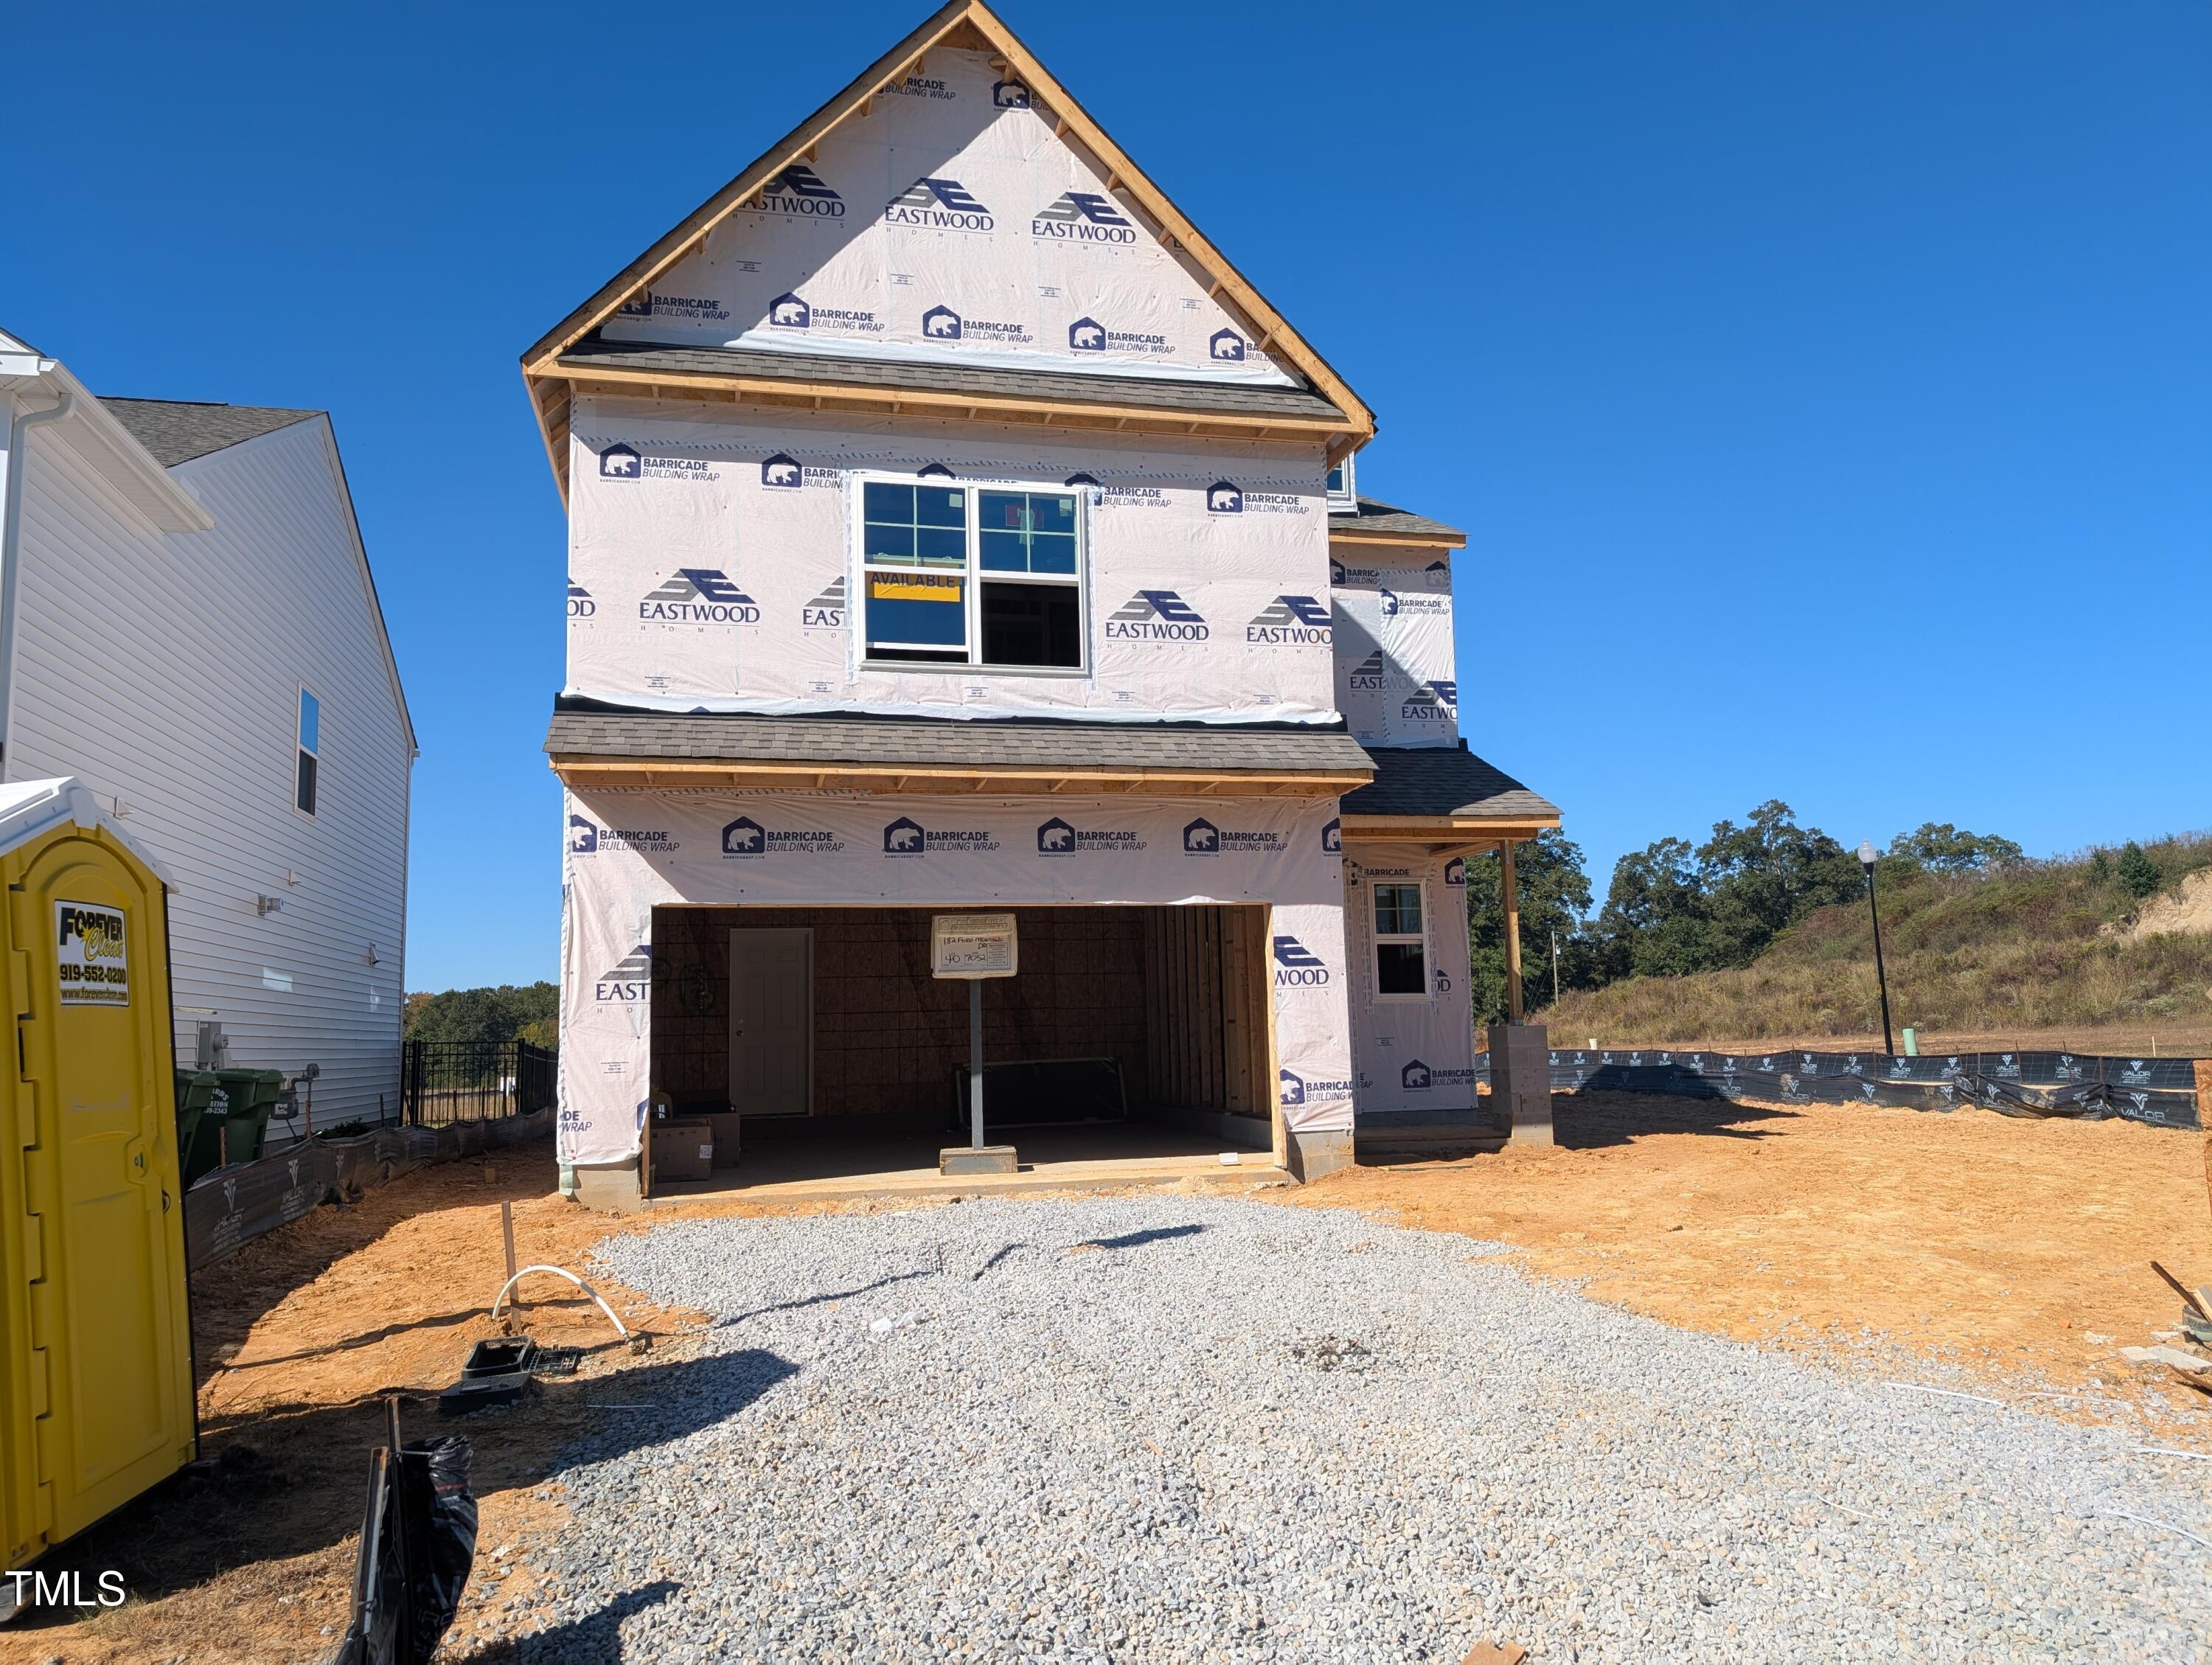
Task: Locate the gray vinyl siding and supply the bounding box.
[11,416,411,1124]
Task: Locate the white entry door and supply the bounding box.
[729,928,813,1116]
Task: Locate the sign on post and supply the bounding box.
[931,913,1018,980]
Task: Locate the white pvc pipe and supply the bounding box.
[490,1264,630,1339]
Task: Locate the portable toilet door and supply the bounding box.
[0,780,194,1563]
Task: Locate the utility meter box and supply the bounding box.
[0,779,194,1567]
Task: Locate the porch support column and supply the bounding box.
[1502,838,1525,1023]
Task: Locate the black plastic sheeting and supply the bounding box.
[1536,1047,2199,1130]
[184,1109,554,1271]
[332,1435,478,1665]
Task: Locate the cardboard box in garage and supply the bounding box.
[700,1111,741,1169]
[650,1118,714,1181]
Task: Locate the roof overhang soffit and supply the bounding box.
[518,0,1376,498]
[550,756,1371,798]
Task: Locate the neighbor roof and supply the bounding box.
[1341,745,1558,822]
[546,707,1373,781]
[1329,497,1465,547]
[100,398,319,467]
[559,337,1349,426]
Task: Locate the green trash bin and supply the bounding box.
[210,1068,285,1169]
[174,1069,223,1189]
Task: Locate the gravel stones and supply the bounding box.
[512,1196,2211,1663]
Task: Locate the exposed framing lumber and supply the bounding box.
[1327,528,1466,551]
[1338,814,1559,845]
[550,756,1371,798]
[517,0,1375,500]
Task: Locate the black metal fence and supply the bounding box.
[403,1039,557,1127]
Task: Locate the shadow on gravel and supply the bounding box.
[476,1578,680,1663]
[1555,1091,1797,1150]
[1079,1223,1208,1251]
[716,1267,938,1327]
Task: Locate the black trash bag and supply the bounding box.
[396,1436,478,1664]
[326,1436,476,1665]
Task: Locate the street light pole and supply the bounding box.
[1857,840,1896,1057]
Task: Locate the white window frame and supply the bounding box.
[293,684,321,820]
[1371,878,1429,1001]
[850,470,1091,676]
[1326,451,1357,515]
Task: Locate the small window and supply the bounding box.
[295,687,320,816]
[858,474,1085,670]
[1373,880,1425,996]
[1326,453,1357,515]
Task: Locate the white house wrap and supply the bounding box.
[528,1,1561,1195]
[556,787,1352,1167]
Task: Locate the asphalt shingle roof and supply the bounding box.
[99,398,319,467]
[546,707,1374,777]
[1341,745,1559,821]
[558,336,1349,425]
[1328,496,1465,544]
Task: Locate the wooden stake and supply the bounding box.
[1501,839,1524,1023]
[501,1199,519,1297]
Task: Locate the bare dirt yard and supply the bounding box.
[1,1092,2205,1664]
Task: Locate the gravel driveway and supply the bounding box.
[514,1195,2209,1663]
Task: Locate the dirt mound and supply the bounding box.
[2112,867,2212,942]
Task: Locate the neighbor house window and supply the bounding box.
[1372,881,1426,996]
[859,476,1085,670]
[295,687,320,816]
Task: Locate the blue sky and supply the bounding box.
[7,1,2206,990]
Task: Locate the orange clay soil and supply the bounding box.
[1293,1091,2212,1425]
[5,1098,2208,1662]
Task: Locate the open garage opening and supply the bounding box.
[643,903,1281,1196]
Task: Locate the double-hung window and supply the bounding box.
[1372,881,1426,997]
[858,476,1085,670]
[295,687,321,817]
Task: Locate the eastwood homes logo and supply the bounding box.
[640,571,759,624]
[1272,936,1331,986]
[921,304,1032,347]
[801,575,845,628]
[758,162,846,218]
[721,816,844,858]
[1400,681,1458,721]
[1068,316,1171,357]
[1032,192,1137,245]
[1062,470,1169,510]
[1105,591,1208,642]
[1035,816,1145,856]
[568,580,594,618]
[881,816,1001,856]
[1182,818,1287,856]
[1346,649,1384,690]
[568,816,678,856]
[1279,1068,1353,1107]
[767,291,883,336]
[594,946,651,1002]
[886,178,994,233]
[1246,596,1331,644]
[613,291,731,324]
[597,443,722,484]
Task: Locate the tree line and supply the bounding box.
[1465,804,2028,1024]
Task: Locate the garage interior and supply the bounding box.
[644,903,1279,1195]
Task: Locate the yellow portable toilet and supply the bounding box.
[0,779,195,1568]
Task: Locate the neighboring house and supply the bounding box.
[0,330,414,1126]
[531,0,1557,1199]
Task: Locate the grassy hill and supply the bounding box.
[1543,834,2212,1049]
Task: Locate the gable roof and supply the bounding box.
[1329,497,1465,548]
[521,0,1374,496]
[100,398,319,467]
